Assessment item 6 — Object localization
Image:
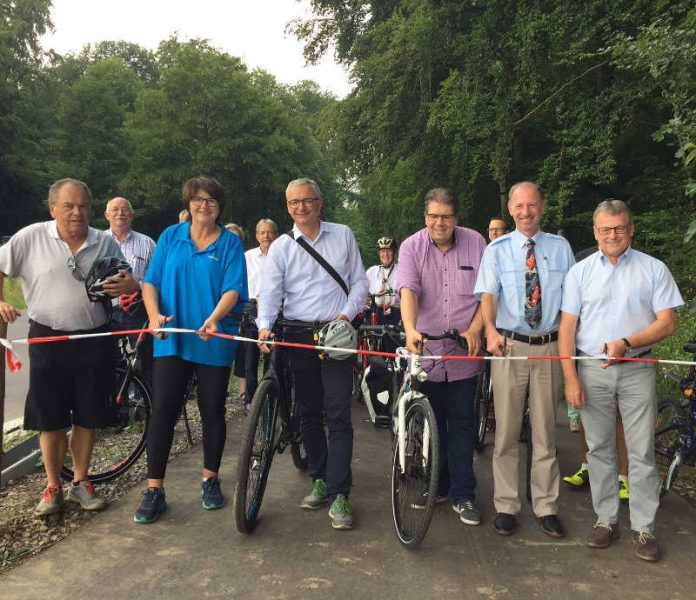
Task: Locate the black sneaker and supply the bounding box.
[134,487,167,524]
[201,477,226,510]
[493,512,517,536]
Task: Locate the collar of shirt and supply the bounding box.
[108,228,133,243]
[49,221,98,252]
[173,222,225,252]
[597,245,632,265]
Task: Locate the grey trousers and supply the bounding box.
[578,359,659,533]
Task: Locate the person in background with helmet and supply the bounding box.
[257,177,368,530]
[365,236,400,327]
[134,176,248,524]
[0,178,138,516]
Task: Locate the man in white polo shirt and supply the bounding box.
[0,178,138,516]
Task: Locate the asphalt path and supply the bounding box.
[1,402,695,599]
[3,312,30,426]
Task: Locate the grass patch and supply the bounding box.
[2,278,25,310]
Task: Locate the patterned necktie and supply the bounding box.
[525,238,542,328]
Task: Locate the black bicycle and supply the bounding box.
[60,327,201,483]
[233,319,309,533]
[655,338,696,496]
[61,329,152,483]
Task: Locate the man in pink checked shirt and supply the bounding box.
[397,187,487,527]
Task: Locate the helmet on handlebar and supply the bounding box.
[315,320,357,360]
[377,237,397,250]
[86,257,132,304]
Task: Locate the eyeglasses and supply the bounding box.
[67,256,87,281]
[594,225,630,235]
[488,227,507,232]
[287,197,319,209]
[426,213,455,222]
[190,196,219,207]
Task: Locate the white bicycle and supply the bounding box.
[390,329,466,549]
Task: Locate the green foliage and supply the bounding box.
[295,0,695,295]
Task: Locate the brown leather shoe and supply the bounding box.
[586,522,620,549]
[632,531,660,562]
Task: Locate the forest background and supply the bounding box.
[1,0,694,301]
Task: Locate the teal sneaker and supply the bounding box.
[134,487,167,524]
[328,494,354,530]
[201,477,226,510]
[300,479,327,509]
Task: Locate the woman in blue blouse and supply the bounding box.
[134,176,248,524]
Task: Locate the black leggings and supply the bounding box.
[147,356,231,479]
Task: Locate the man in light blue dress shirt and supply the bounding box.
[559,199,683,562]
[475,181,574,538]
[257,178,368,530]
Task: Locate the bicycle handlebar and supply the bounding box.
[421,329,468,349]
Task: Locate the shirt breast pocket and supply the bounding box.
[499,268,519,305]
[543,260,566,294]
[455,266,476,295]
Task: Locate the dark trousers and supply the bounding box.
[422,376,478,504]
[244,324,269,402]
[286,330,353,499]
[147,356,230,479]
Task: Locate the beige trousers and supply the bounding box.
[491,339,563,516]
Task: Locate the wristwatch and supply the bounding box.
[621,337,632,353]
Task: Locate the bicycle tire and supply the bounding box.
[391,396,440,549]
[474,367,492,452]
[233,377,280,533]
[288,384,307,471]
[655,398,685,495]
[61,366,151,483]
[524,411,533,503]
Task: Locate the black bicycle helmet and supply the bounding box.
[86,257,132,303]
[377,237,397,250]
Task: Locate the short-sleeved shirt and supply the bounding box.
[561,247,684,356]
[474,229,575,334]
[397,226,486,382]
[106,228,156,282]
[366,263,400,308]
[144,223,248,366]
[257,221,369,330]
[0,221,124,330]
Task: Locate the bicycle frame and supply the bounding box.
[394,347,430,474]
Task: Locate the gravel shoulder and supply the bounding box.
[0,397,245,572]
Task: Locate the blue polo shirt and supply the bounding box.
[144,223,248,366]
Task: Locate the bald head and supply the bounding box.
[105,196,135,238]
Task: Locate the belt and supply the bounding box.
[497,328,558,345]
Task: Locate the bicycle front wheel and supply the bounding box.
[475,367,492,452]
[234,377,280,533]
[61,367,151,483]
[391,396,440,549]
[288,384,307,471]
[655,399,685,495]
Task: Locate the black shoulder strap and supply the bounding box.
[287,231,349,296]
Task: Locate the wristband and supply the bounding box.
[621,337,632,353]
